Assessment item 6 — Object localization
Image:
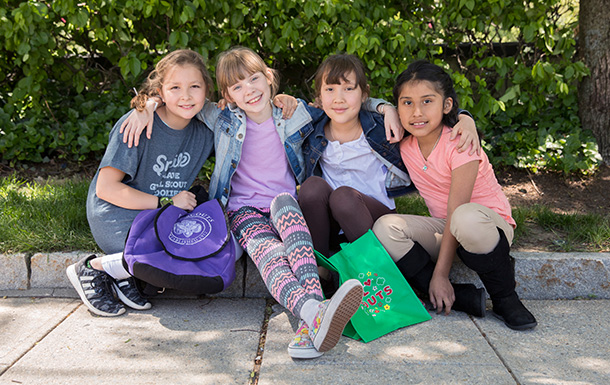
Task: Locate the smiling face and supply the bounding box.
[225,70,273,124]
[157,64,206,130]
[397,79,453,144]
[319,71,366,130]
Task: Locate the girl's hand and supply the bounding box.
[120,98,157,148]
[429,274,455,315]
[273,94,297,119]
[308,97,322,109]
[450,114,480,155]
[382,105,404,143]
[171,190,197,211]
[217,98,228,110]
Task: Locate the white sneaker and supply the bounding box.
[287,320,324,359]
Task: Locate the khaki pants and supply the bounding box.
[372,203,514,262]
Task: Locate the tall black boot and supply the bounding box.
[457,228,537,330]
[395,241,486,317]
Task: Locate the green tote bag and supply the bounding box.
[315,230,431,342]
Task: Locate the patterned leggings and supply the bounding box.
[229,193,324,318]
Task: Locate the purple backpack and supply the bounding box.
[123,198,236,295]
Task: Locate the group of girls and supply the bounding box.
[68,45,536,362]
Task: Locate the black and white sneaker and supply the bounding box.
[112,277,152,310]
[66,255,126,317]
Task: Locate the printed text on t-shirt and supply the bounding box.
[153,152,191,177]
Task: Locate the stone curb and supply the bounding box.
[1,251,609,299]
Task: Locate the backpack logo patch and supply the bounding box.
[169,212,214,246]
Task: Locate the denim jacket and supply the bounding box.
[197,101,316,206]
[302,109,416,198]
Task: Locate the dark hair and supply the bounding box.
[313,54,370,99]
[393,60,459,127]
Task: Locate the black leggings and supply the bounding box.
[298,176,395,257]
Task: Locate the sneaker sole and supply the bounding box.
[66,264,125,317]
[287,346,324,359]
[314,279,364,352]
[112,281,152,310]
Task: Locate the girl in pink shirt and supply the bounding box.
[373,60,536,330]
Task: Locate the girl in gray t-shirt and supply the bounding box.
[67,50,214,317]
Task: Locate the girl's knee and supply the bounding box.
[372,214,406,240]
[451,203,484,230]
[451,204,501,253]
[328,186,360,212]
[298,176,330,205]
[271,192,298,209]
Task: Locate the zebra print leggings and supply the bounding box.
[228,193,324,318]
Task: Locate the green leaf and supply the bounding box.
[499,85,520,103]
[304,1,314,18]
[169,30,179,46]
[129,57,141,77]
[74,8,88,28]
[523,24,537,43]
[230,12,244,28]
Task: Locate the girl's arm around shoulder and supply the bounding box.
[273,94,298,119]
[120,99,218,148]
[363,98,404,143]
[120,97,159,148]
[379,105,403,143]
[450,112,481,155]
[195,101,221,130]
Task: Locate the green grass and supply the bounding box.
[395,194,610,252]
[512,205,610,251]
[1,177,608,253]
[0,176,99,253]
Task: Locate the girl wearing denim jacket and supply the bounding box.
[121,47,371,360]
[298,55,481,302]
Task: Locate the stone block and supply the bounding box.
[0,253,28,290]
[450,252,610,300]
[215,256,245,298]
[513,251,610,299]
[30,251,88,289]
[242,256,271,298]
[449,260,483,288]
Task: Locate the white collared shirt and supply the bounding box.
[320,132,395,209]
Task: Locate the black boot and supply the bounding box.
[452,283,486,318]
[395,242,486,317]
[457,228,537,330]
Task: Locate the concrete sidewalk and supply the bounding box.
[1,250,609,384]
[1,297,608,384]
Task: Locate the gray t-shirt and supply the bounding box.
[86,110,214,254]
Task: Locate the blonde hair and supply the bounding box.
[131,49,213,111]
[216,46,279,100]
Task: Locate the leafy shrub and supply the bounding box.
[0,0,600,174]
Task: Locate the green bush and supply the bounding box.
[0,0,600,173]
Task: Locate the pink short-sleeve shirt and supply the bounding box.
[400,126,515,227]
